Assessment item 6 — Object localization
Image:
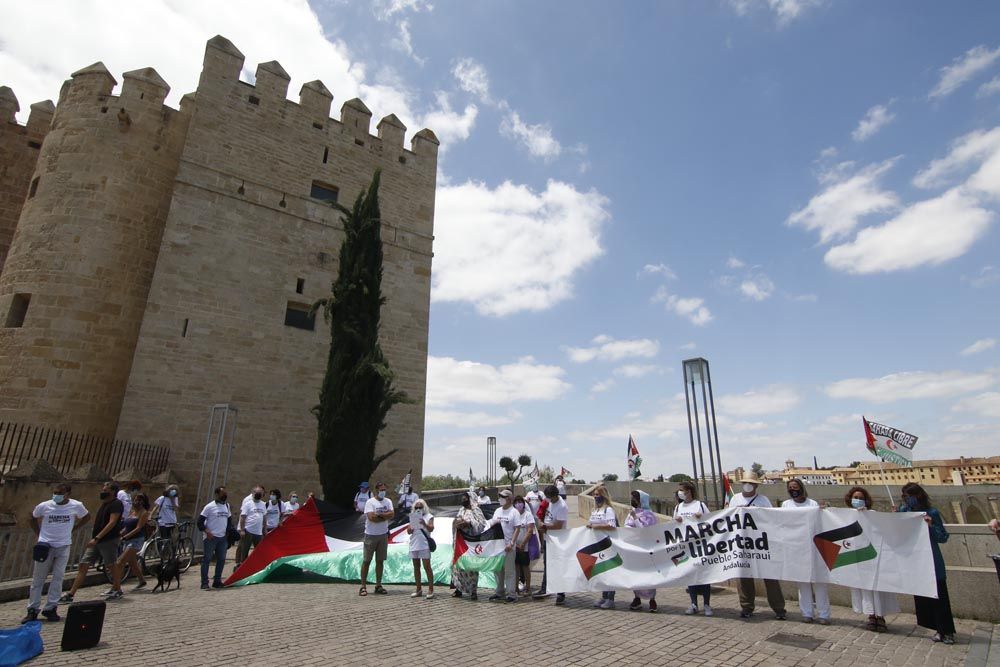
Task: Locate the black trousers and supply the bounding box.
[914,578,955,636]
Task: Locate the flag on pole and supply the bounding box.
[627,435,642,480]
[397,469,412,495]
[560,466,574,477]
[863,417,918,467]
[722,474,733,505]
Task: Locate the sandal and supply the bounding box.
[373,585,388,595]
[359,586,368,597]
[866,615,878,632]
[411,590,423,598]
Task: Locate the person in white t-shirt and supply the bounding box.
[360,482,394,596]
[555,476,567,499]
[482,489,518,602]
[284,492,301,518]
[236,486,266,567]
[399,487,419,513]
[525,484,543,516]
[263,489,285,535]
[534,484,569,604]
[476,487,492,506]
[22,484,90,624]
[198,486,232,590]
[674,481,713,616]
[728,471,786,620]
[512,494,537,596]
[406,499,436,599]
[151,484,181,540]
[587,485,619,609]
[780,478,829,624]
[354,482,371,513]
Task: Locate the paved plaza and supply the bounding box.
[0,565,989,667]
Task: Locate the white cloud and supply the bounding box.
[979,76,1000,98]
[913,126,1000,196]
[718,385,800,416]
[953,392,1000,418]
[739,274,775,301]
[728,0,826,26]
[613,364,660,378]
[825,370,996,403]
[425,408,518,428]
[500,110,562,160]
[565,336,659,363]
[679,342,697,351]
[426,356,570,407]
[390,19,425,65]
[373,0,433,20]
[433,179,610,316]
[824,186,993,274]
[787,159,901,243]
[929,45,1000,99]
[966,265,1000,288]
[726,256,746,269]
[452,58,490,102]
[818,146,838,160]
[641,263,677,279]
[852,103,896,142]
[590,379,616,394]
[0,0,452,150]
[652,287,713,326]
[961,338,997,356]
[419,92,477,149]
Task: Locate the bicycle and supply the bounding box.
[136,520,195,576]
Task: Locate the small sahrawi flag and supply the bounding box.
[863,417,918,468]
[560,466,574,477]
[813,520,878,569]
[576,536,623,580]
[627,435,642,480]
[453,524,506,573]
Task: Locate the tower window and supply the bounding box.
[5,293,30,328]
[182,318,189,338]
[284,302,315,331]
[322,147,329,164]
[28,177,39,199]
[310,181,338,204]
[248,95,260,106]
[296,278,305,294]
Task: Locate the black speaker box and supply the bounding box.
[61,599,106,651]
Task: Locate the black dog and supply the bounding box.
[151,547,181,593]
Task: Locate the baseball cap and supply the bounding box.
[499,489,512,498]
[360,482,369,488]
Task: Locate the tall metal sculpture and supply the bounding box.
[486,436,497,486]
[682,358,724,508]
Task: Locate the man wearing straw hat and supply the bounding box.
[728,470,786,620]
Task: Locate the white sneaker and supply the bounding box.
[600,599,615,609]
[704,605,714,617]
[685,604,698,615]
[593,599,604,608]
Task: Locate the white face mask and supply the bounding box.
[677,490,687,502]
[742,483,756,494]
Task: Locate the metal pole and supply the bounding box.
[194,406,218,520]
[683,370,699,484]
[691,378,708,501]
[210,406,229,498]
[700,376,720,509]
[876,457,895,507]
[705,361,725,505]
[223,408,238,486]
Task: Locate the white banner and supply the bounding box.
[545,507,937,597]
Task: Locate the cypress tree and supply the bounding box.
[312,169,407,508]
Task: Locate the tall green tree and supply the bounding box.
[312,170,407,508]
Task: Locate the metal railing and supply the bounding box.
[0,422,169,478]
[0,527,91,582]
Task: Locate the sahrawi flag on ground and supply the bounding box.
[863,417,918,467]
[453,524,507,572]
[627,435,642,480]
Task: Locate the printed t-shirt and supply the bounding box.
[200,501,232,537]
[364,497,394,536]
[33,499,88,547]
[241,498,266,535]
[674,499,709,521]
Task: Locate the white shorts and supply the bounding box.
[410,549,431,560]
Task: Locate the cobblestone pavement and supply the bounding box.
[0,567,982,667]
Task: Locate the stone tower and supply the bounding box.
[0,36,437,500]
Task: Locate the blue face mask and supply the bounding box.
[378,491,386,500]
[594,496,604,505]
[52,494,65,504]
[168,489,177,497]
[851,498,866,509]
[904,495,919,510]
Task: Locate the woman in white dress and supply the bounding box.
[846,486,899,632]
[780,479,830,624]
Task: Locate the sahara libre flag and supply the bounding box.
[576,536,623,580]
[813,520,878,569]
[453,523,507,573]
[627,435,642,480]
[863,417,917,467]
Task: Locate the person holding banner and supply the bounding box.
[780,479,830,625]
[674,481,712,616]
[626,489,659,612]
[452,493,485,600]
[534,484,568,604]
[512,495,536,596]
[844,486,899,632]
[728,471,786,620]
[898,483,956,645]
[483,489,518,603]
[587,486,619,609]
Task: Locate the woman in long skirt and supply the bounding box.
[452,493,485,600]
[626,490,659,612]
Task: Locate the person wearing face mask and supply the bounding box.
[728,471,786,620]
[110,491,151,596]
[525,482,543,516]
[284,492,301,517]
[533,484,568,604]
[476,486,493,506]
[399,485,420,513]
[452,492,486,599]
[845,486,898,631]
[898,483,955,645]
[511,494,536,596]
[483,489,519,602]
[263,489,285,536]
[780,479,829,624]
[116,480,138,521]
[360,481,394,596]
[406,499,436,599]
[22,484,90,623]
[236,485,266,568]
[587,486,619,609]
[60,482,124,603]
[354,482,371,513]
[150,484,180,540]
[198,486,232,590]
[626,489,659,612]
[674,481,712,616]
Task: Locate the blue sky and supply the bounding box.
[4,0,1000,482]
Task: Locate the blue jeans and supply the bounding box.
[201,536,227,585]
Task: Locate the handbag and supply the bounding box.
[420,529,437,552]
[32,542,51,563]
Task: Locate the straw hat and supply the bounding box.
[737,471,764,485]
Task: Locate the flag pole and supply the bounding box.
[876,457,895,508]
